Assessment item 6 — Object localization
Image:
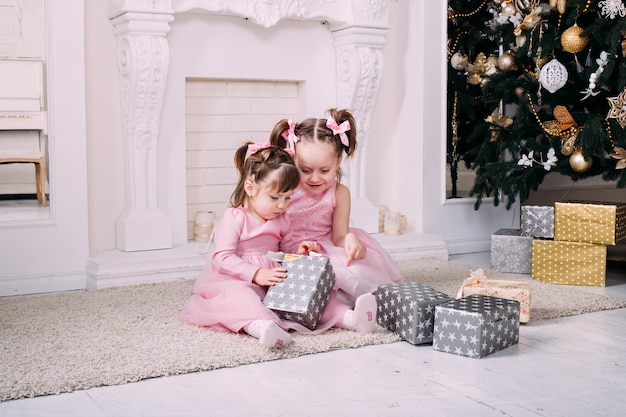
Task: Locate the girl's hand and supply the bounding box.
[252,267,287,286]
[297,240,320,255]
[344,232,366,266]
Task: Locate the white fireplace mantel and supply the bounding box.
[109,0,390,251]
[83,0,449,289]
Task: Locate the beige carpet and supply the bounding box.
[1,257,625,402]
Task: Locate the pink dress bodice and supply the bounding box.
[285,183,337,246]
[284,182,404,299]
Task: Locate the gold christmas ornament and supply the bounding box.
[450,52,469,71]
[540,106,580,156]
[553,105,577,130]
[539,58,568,93]
[549,0,558,8]
[560,135,576,156]
[557,0,567,14]
[485,109,514,142]
[514,6,542,36]
[607,88,626,129]
[569,148,593,172]
[561,24,589,54]
[497,51,518,72]
[610,147,626,169]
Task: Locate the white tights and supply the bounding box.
[341,293,377,334]
[244,320,292,348]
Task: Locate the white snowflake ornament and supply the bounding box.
[599,0,626,19]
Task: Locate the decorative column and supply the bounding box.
[330,3,389,233]
[109,1,174,251]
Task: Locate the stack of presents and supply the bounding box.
[492,200,626,286]
[263,201,624,358]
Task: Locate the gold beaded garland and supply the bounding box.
[448,0,489,19]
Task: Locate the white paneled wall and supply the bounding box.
[185,79,299,239]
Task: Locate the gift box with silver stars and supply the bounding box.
[375,282,453,345]
[433,294,520,358]
[263,254,335,330]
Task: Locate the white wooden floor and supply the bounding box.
[1,252,625,417]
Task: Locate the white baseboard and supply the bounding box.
[0,270,86,297]
[445,234,491,255]
[2,233,451,296]
[373,231,448,261]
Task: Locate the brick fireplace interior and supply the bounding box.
[185,79,299,240]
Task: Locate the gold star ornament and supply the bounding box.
[607,88,626,128]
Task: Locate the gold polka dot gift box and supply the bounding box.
[531,239,607,287]
[554,201,626,246]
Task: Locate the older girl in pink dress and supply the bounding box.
[178,142,378,349]
[270,109,404,306]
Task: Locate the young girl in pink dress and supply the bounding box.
[270,109,404,306]
[178,142,378,348]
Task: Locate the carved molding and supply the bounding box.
[333,26,387,197]
[110,9,174,251]
[111,11,172,211]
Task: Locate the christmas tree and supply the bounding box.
[447,0,626,209]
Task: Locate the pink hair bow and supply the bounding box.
[247,141,271,155]
[326,117,351,146]
[281,119,299,154]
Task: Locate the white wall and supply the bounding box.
[0,0,89,296]
[85,0,126,250]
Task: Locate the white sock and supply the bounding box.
[342,293,377,334]
[245,320,292,348]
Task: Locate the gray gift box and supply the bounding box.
[521,205,554,238]
[490,228,533,274]
[433,294,520,358]
[263,254,335,330]
[375,282,453,345]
